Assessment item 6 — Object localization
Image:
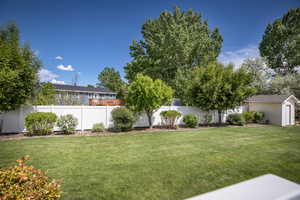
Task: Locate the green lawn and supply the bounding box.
[1,126,300,200]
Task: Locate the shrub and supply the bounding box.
[242,111,255,123]
[296,104,300,119]
[201,112,213,125]
[56,114,78,134]
[183,114,198,128]
[25,112,57,136]
[0,156,61,200]
[253,111,264,123]
[92,123,105,132]
[111,107,136,131]
[160,110,181,129]
[227,113,245,126]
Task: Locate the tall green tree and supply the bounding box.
[97,67,127,99]
[240,57,274,94]
[259,8,300,74]
[173,67,194,105]
[86,84,95,88]
[33,82,56,105]
[0,23,41,112]
[188,62,255,124]
[268,73,300,99]
[124,7,223,86]
[126,74,173,128]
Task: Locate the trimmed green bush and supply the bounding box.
[183,114,198,128]
[242,111,265,123]
[92,123,105,132]
[201,112,213,125]
[242,111,255,123]
[111,107,136,131]
[227,113,245,126]
[56,114,78,134]
[253,111,264,123]
[160,110,181,129]
[0,156,61,199]
[25,112,57,136]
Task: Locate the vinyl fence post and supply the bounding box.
[81,105,84,131]
[51,104,54,113]
[106,105,108,128]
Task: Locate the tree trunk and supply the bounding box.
[146,112,153,129]
[218,110,222,125]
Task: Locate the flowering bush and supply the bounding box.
[57,114,78,134]
[0,156,61,200]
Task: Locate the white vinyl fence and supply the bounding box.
[0,105,243,133]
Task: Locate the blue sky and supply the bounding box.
[0,0,299,86]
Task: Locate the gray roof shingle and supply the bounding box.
[53,84,117,94]
[245,95,292,103]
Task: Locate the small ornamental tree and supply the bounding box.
[126,74,173,129]
[189,62,256,124]
[160,110,181,129]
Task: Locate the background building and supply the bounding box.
[53,84,117,105]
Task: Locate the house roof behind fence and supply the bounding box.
[53,84,117,94]
[245,95,298,103]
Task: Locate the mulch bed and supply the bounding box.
[0,123,268,141]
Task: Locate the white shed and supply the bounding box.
[245,95,299,126]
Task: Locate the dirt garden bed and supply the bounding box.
[0,123,268,141]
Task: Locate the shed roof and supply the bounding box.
[245,95,299,103]
[53,84,117,94]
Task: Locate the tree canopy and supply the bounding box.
[126,74,173,128]
[187,62,256,123]
[124,7,223,86]
[32,82,56,105]
[0,23,41,112]
[173,67,194,105]
[86,84,95,88]
[268,73,300,99]
[97,67,127,99]
[240,57,274,94]
[259,8,300,74]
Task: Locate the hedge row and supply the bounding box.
[24,110,265,134]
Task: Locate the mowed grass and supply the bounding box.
[0,126,300,200]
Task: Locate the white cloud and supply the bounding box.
[57,64,74,71]
[51,79,65,85]
[34,50,40,56]
[55,56,63,60]
[38,69,58,82]
[38,68,65,84]
[218,45,259,68]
